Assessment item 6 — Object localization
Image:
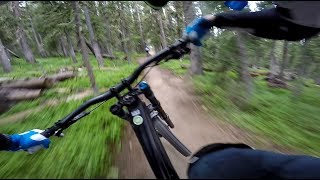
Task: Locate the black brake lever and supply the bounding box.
[53,111,90,137]
[54,129,64,137]
[165,46,190,61]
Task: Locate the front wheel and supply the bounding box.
[154,116,192,157]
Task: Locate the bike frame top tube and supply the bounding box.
[42,38,189,138]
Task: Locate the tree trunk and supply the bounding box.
[12,1,36,63]
[269,41,278,78]
[298,41,312,77]
[65,29,78,63]
[236,32,253,98]
[155,11,168,49]
[310,62,320,85]
[183,1,203,75]
[37,32,48,56]
[118,2,131,63]
[119,29,126,53]
[0,39,11,73]
[315,77,320,85]
[83,5,104,67]
[5,48,12,62]
[134,3,145,52]
[85,39,95,56]
[167,9,175,39]
[162,8,170,43]
[293,40,311,97]
[30,17,47,58]
[174,1,184,38]
[97,41,107,54]
[74,1,98,94]
[101,2,114,56]
[278,40,288,79]
[255,50,262,67]
[5,47,20,59]
[123,6,133,61]
[60,36,69,57]
[38,33,44,46]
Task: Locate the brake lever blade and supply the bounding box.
[54,130,65,137]
[53,111,90,137]
[74,111,90,120]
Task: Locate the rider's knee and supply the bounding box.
[187,143,254,179]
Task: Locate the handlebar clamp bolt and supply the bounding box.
[122,79,133,91]
[110,87,121,100]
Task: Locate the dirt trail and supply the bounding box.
[116,58,280,178]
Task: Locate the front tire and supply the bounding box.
[154,116,192,157]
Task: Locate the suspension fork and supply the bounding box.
[110,93,179,179]
[138,81,175,128]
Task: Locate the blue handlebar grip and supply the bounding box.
[138,81,150,91]
[224,1,248,11]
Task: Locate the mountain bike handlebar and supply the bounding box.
[41,38,190,138]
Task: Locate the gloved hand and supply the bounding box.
[9,129,51,154]
[224,1,248,11]
[184,16,215,46]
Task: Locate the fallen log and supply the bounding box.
[0,78,54,89]
[0,77,13,83]
[0,100,14,114]
[268,82,288,89]
[265,75,288,89]
[0,71,76,89]
[47,71,76,82]
[0,88,42,101]
[102,53,116,59]
[260,71,271,76]
[180,64,213,72]
[249,71,270,77]
[249,72,259,77]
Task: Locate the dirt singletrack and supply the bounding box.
[115,58,274,179]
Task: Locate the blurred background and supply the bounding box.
[0,1,319,178]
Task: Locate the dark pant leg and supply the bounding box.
[188,147,320,179]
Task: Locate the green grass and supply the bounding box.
[159,58,190,76]
[0,100,42,118]
[57,62,137,91]
[0,53,140,178]
[1,53,144,79]
[192,73,320,156]
[0,98,122,178]
[2,56,80,78]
